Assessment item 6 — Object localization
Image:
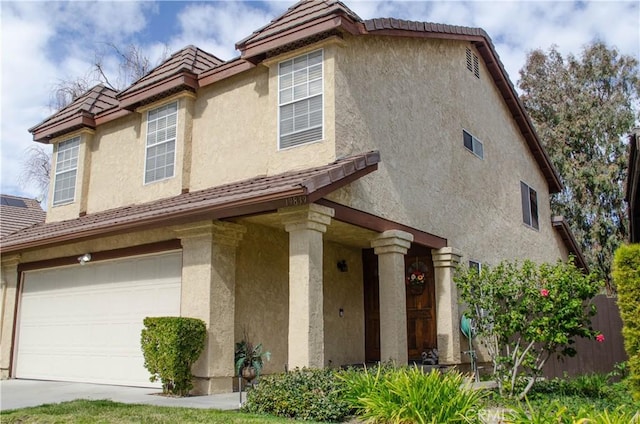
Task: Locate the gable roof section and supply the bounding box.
[236,0,362,61]
[361,18,562,193]
[29,85,118,143]
[0,151,380,253]
[0,195,46,238]
[117,45,224,110]
[552,216,588,272]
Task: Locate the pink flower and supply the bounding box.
[540,289,549,297]
[596,334,605,343]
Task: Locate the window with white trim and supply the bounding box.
[278,50,323,149]
[145,101,177,184]
[53,137,80,206]
[520,181,539,230]
[463,129,484,159]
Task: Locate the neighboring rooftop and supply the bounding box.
[0,194,46,238]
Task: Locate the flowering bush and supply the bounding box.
[455,258,602,399]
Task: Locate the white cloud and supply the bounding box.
[171,2,278,60]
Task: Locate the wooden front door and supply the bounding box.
[363,247,436,362]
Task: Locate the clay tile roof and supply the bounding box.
[363,18,487,38]
[236,0,362,60]
[117,45,224,110]
[0,194,46,238]
[29,84,118,143]
[0,151,380,253]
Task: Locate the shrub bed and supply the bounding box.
[242,368,349,422]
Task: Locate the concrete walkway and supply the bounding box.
[0,379,243,412]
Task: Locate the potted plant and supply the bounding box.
[234,338,271,382]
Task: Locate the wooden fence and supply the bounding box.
[543,294,627,378]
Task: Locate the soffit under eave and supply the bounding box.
[238,14,360,62]
[117,72,199,111]
[30,113,95,144]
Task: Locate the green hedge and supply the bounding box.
[140,317,206,396]
[613,244,640,401]
[242,368,350,422]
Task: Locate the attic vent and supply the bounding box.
[466,47,480,79]
[0,196,27,208]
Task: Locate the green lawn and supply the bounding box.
[0,400,324,424]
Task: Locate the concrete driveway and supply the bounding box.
[0,379,242,412]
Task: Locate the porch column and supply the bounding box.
[371,230,413,364]
[176,221,246,394]
[0,255,20,379]
[280,204,334,369]
[431,247,462,364]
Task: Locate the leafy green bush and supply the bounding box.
[613,244,640,401]
[455,259,602,399]
[505,400,640,424]
[340,365,486,423]
[509,372,640,419]
[140,317,206,396]
[242,368,349,422]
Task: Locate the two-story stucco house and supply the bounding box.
[0,0,585,394]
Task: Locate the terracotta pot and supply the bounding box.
[242,366,257,381]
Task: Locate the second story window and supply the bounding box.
[463,129,484,159]
[145,101,177,184]
[520,181,539,230]
[53,137,80,206]
[278,49,323,149]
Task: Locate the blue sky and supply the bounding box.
[1,0,639,202]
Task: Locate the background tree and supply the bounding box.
[518,41,640,291]
[22,43,167,201]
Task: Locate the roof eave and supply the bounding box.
[30,112,96,143]
[118,71,199,111]
[239,14,360,62]
[552,216,589,272]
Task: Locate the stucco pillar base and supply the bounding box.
[280,204,334,369]
[371,230,413,364]
[1,254,20,380]
[192,376,233,395]
[431,247,462,365]
[176,221,245,394]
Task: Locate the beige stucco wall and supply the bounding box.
[234,221,365,373]
[190,39,340,192]
[332,34,567,267]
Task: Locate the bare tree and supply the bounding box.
[19,145,52,201]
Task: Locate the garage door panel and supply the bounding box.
[16,252,181,387]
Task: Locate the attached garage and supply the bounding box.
[14,251,182,387]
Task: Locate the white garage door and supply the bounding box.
[15,251,182,387]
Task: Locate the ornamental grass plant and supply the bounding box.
[339,364,486,423]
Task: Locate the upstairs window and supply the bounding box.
[521,181,539,230]
[463,130,484,159]
[53,137,80,206]
[279,50,323,149]
[145,102,177,184]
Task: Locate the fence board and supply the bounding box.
[543,294,627,378]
